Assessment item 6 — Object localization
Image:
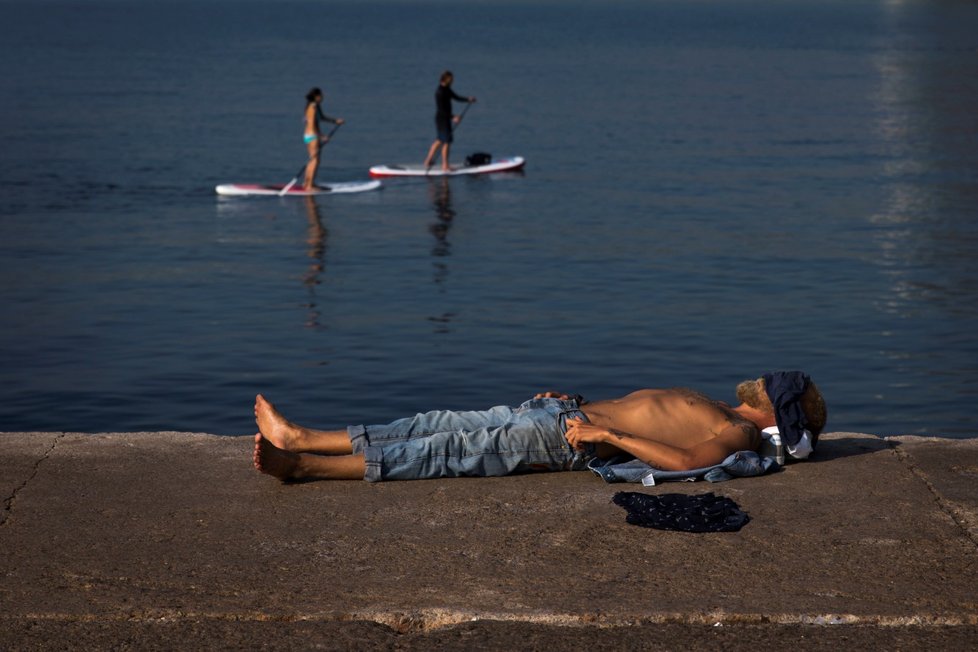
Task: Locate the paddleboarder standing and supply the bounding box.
[423,71,475,172]
[303,87,344,190]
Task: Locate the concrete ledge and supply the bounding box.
[2,432,977,649]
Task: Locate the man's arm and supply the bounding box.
[565,418,754,471]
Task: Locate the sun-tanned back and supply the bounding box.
[581,388,759,451]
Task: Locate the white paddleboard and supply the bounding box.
[215,180,381,197]
[369,156,525,178]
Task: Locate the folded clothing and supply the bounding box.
[589,449,777,485]
[613,491,750,533]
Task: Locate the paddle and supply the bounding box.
[452,101,474,133]
[279,122,343,196]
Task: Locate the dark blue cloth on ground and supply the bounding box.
[613,491,750,533]
[763,370,814,450]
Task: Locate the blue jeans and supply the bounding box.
[347,398,590,482]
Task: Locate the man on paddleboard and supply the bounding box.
[303,87,344,190]
[252,372,826,483]
[423,71,476,172]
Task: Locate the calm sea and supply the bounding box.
[1,0,976,437]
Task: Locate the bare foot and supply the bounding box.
[254,394,306,451]
[253,433,301,481]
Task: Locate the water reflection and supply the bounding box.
[428,177,454,276]
[427,178,456,333]
[864,2,978,433]
[870,31,925,321]
[870,2,978,320]
[302,196,327,329]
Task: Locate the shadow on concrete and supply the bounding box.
[798,434,888,464]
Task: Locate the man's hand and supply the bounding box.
[534,391,571,400]
[564,417,611,451]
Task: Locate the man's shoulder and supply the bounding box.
[662,386,732,412]
[717,418,761,452]
[668,388,761,448]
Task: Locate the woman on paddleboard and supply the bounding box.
[303,87,344,190]
[423,71,475,172]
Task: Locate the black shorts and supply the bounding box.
[435,117,453,144]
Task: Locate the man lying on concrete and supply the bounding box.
[252,371,826,483]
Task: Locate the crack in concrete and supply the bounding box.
[1,433,64,527]
[887,439,978,551]
[3,610,977,630]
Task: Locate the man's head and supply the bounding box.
[736,374,827,436]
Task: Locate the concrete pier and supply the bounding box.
[2,432,976,650]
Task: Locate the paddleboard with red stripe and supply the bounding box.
[369,156,525,178]
[216,180,381,197]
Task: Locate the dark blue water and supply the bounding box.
[1,0,976,437]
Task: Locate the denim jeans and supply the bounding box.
[347,397,590,482]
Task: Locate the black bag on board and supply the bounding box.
[464,152,492,167]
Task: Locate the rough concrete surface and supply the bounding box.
[1,431,976,650]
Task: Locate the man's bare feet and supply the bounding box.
[254,394,306,451]
[253,433,302,481]
[253,432,367,482]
